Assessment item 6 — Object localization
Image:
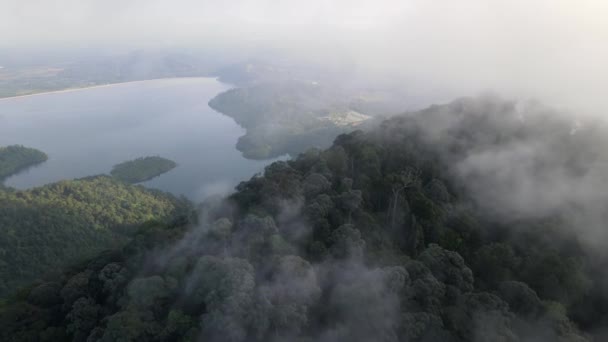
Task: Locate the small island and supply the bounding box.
[0,145,48,180]
[110,156,177,184]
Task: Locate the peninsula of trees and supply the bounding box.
[0,145,48,180]
[110,156,177,184]
[208,80,378,160]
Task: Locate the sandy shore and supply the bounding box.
[0,77,217,102]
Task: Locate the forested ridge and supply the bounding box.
[2,95,607,341]
[0,176,192,297]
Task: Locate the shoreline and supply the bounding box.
[0,77,244,198]
[0,76,220,102]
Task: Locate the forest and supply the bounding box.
[208,80,390,160]
[1,95,606,341]
[0,145,48,180]
[110,157,177,184]
[0,176,192,298]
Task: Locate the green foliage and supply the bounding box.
[0,96,603,341]
[110,156,177,184]
[472,243,521,289]
[208,81,370,159]
[0,175,191,297]
[0,145,48,180]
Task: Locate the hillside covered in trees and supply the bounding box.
[1,95,607,341]
[0,145,48,180]
[0,176,192,297]
[208,80,393,160]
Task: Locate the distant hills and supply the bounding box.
[209,79,396,159]
[0,50,221,98]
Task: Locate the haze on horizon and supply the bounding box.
[3,2,608,341]
[1,0,608,115]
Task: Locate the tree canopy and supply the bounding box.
[110,156,177,184]
[0,145,48,180]
[0,175,191,297]
[1,96,607,341]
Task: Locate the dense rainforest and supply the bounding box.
[110,157,177,184]
[0,145,48,180]
[2,95,607,341]
[0,176,192,297]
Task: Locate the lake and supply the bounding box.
[0,78,276,202]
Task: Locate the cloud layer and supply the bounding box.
[2,1,608,113]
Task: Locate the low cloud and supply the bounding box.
[2,1,608,114]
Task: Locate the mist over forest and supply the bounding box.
[1,1,608,342]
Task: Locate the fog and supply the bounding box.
[3,2,608,341]
[2,0,608,113]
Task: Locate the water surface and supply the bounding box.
[0,78,275,201]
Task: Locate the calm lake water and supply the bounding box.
[0,78,276,202]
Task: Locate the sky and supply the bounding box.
[1,0,608,113]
